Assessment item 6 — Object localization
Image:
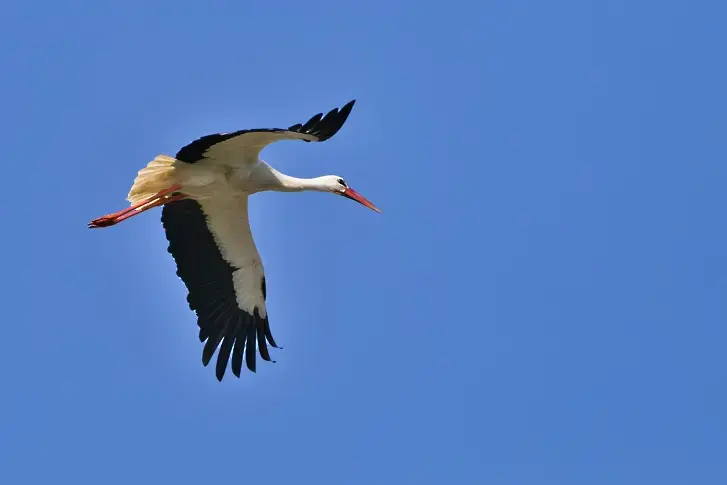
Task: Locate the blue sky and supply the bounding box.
[2,0,726,483]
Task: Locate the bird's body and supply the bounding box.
[89,100,379,381]
[130,156,342,203]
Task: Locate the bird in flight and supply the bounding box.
[89,100,379,381]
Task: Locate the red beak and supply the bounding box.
[342,187,381,213]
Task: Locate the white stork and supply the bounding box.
[88,100,379,381]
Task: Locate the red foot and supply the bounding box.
[88,215,121,228]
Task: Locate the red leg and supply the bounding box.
[88,187,184,228]
[89,185,182,226]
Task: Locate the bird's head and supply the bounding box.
[319,175,380,213]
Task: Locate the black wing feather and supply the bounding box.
[287,100,356,142]
[245,322,257,373]
[300,113,324,132]
[215,324,236,381]
[264,320,279,349]
[257,325,273,362]
[231,320,246,378]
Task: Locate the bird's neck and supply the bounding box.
[263,165,328,192]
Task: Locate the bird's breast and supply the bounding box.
[176,163,260,198]
[226,166,264,194]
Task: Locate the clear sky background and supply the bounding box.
[1,1,725,483]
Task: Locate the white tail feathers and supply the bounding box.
[126,155,178,205]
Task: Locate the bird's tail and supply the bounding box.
[126,155,178,206]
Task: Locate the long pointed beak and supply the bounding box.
[342,187,381,213]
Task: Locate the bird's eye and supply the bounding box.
[337,178,346,187]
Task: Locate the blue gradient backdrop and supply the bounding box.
[1,1,725,483]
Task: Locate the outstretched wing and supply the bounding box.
[161,197,278,381]
[174,99,356,165]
